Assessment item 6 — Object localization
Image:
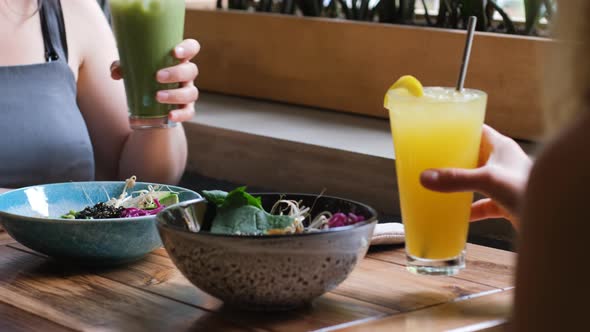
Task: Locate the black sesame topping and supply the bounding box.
[74,202,124,219]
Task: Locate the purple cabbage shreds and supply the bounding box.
[120,199,166,218]
[327,212,366,228]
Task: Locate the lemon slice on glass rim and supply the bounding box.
[383,75,424,108]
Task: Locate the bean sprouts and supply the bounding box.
[268,199,364,234]
[60,176,180,220]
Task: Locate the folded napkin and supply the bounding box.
[370,222,405,246]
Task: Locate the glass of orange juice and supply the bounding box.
[385,77,487,276]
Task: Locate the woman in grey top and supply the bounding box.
[0,0,199,191]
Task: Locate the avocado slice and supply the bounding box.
[158,192,179,206]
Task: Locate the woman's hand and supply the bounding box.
[110,39,200,123]
[419,125,532,228]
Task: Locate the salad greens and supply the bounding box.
[203,187,263,209]
[60,176,179,220]
[203,187,294,235]
[201,187,367,236]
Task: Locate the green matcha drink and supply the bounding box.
[109,0,185,128]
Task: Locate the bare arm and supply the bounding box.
[63,0,195,184]
[513,112,590,331]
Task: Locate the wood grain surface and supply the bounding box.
[0,230,15,246]
[368,243,516,289]
[0,241,515,331]
[338,289,513,331]
[0,300,75,332]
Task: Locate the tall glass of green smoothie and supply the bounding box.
[109,0,185,129]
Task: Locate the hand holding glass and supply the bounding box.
[109,0,186,129]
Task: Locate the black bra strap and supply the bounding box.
[39,0,68,62]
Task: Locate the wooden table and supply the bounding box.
[0,230,515,331]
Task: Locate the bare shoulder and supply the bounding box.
[60,0,116,72]
[527,112,590,203]
[60,0,108,25]
[522,112,590,234]
[513,112,590,331]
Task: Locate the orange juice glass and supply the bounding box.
[387,87,486,275]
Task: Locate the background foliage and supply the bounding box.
[217,0,557,35]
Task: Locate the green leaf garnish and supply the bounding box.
[210,205,294,235]
[206,186,294,235]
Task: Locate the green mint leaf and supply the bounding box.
[201,190,228,207]
[222,186,263,210]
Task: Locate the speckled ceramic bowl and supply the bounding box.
[0,181,200,265]
[156,193,377,310]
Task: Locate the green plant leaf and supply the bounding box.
[489,0,516,34]
[296,0,322,16]
[222,187,263,210]
[398,0,415,23]
[524,0,542,34]
[359,0,370,20]
[208,187,294,235]
[324,0,338,18]
[201,190,228,207]
[202,186,263,210]
[338,0,352,19]
[459,0,486,30]
[281,0,296,14]
[201,189,229,230]
[367,7,376,21]
[450,1,459,28]
[542,0,555,20]
[257,0,273,12]
[351,0,358,19]
[377,0,396,23]
[420,0,432,26]
[210,205,295,235]
[435,0,449,27]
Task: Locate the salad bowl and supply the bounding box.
[0,181,200,265]
[156,193,378,310]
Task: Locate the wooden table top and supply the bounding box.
[0,230,515,332]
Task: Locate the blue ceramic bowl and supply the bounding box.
[0,181,200,265]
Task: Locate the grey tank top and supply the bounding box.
[0,0,95,188]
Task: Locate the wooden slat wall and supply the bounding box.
[184,122,400,215]
[185,10,551,140]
